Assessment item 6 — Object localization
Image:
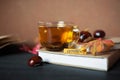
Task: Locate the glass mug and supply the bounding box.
[38,21,80,51]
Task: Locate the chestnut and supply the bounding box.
[28,55,43,67]
[78,30,92,43]
[93,30,106,38]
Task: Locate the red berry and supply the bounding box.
[28,55,42,67]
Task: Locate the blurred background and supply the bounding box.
[0,0,120,43]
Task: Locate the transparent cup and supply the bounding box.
[38,21,80,51]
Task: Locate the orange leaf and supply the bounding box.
[96,40,104,52]
[102,39,114,47]
[90,41,97,55]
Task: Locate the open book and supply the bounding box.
[0,35,17,49]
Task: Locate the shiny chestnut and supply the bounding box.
[79,31,92,42]
[93,30,106,38]
[28,55,42,67]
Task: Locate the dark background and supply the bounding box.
[0,44,120,80]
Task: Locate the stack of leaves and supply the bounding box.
[81,38,114,55]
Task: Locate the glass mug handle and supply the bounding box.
[68,25,80,48]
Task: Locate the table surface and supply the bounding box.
[0,44,120,80]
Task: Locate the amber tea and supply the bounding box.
[38,21,79,51]
[39,26,73,51]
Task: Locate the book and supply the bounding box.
[38,48,120,71]
[0,35,18,49]
[0,35,12,48]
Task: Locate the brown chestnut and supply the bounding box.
[78,30,92,42]
[28,55,42,67]
[93,30,106,38]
